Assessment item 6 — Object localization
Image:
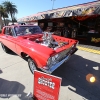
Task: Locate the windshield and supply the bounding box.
[14,26,42,36]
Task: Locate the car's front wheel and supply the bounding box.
[1,43,10,53]
[28,58,37,74]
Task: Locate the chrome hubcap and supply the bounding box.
[29,60,36,73]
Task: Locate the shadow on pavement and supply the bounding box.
[0,78,28,100]
[52,54,100,100]
[0,69,3,74]
[7,50,17,56]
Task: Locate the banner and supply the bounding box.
[18,1,100,22]
[33,70,62,100]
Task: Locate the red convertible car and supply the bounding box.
[0,25,78,74]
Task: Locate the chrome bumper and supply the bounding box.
[41,48,78,74]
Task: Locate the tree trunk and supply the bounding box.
[0,15,3,29]
[10,13,14,24]
[3,17,6,26]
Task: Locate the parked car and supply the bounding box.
[0,25,78,74]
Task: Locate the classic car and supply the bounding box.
[0,25,78,74]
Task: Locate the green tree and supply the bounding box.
[12,16,17,22]
[0,5,8,26]
[2,1,18,24]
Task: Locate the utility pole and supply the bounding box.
[51,0,56,10]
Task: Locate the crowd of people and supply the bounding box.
[40,24,77,39]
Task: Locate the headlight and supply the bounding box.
[47,54,59,66]
[54,54,59,58]
[52,54,59,61]
[52,56,56,61]
[47,57,52,66]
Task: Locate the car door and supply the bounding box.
[2,27,17,53]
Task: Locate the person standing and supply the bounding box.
[67,24,72,38]
[62,27,68,37]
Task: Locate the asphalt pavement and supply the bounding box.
[0,44,100,100]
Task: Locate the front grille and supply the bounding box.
[57,47,72,61]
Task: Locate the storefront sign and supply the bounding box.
[91,37,100,43]
[33,70,62,100]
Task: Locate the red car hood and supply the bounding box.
[16,34,56,57]
[16,34,78,57]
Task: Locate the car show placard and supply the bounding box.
[33,70,62,100]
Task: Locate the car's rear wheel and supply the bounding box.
[1,43,10,53]
[28,58,37,74]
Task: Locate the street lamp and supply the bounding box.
[51,0,56,10]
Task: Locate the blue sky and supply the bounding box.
[0,0,96,19]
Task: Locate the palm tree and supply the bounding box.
[12,16,17,22]
[0,5,8,26]
[2,1,18,24]
[0,15,3,29]
[0,5,3,29]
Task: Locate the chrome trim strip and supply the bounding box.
[41,48,78,74]
[41,54,71,74]
[48,54,71,73]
